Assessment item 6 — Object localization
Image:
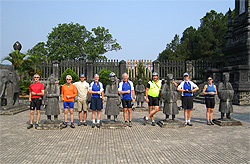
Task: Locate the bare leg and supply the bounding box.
[209,108,214,121]
[123,108,128,121]
[206,108,210,122]
[148,106,154,121]
[147,106,159,120]
[30,110,34,124]
[187,109,192,121]
[36,110,40,123]
[92,110,96,121]
[79,111,83,122]
[184,109,188,121]
[128,108,132,121]
[97,110,101,121]
[83,111,87,122]
[69,108,74,123]
[64,108,68,122]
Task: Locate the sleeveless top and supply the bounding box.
[205,84,215,98]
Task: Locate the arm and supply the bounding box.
[202,85,208,95]
[29,92,32,102]
[89,89,101,94]
[132,90,135,102]
[70,85,78,98]
[192,86,199,92]
[61,85,64,101]
[145,88,149,103]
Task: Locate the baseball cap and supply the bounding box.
[183,72,189,77]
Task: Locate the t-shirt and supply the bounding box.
[30,82,44,99]
[118,80,134,99]
[61,83,78,102]
[73,81,89,101]
[178,80,197,96]
[89,81,104,98]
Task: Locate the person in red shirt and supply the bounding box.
[61,75,78,128]
[27,74,45,129]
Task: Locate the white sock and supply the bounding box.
[187,120,191,123]
[97,120,100,124]
[83,121,86,123]
[146,117,149,120]
[80,121,82,123]
[185,120,188,123]
[92,120,95,123]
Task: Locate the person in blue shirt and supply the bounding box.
[89,74,104,128]
[177,73,199,126]
[118,73,135,127]
[202,77,217,125]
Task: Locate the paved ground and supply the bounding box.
[0,101,249,164]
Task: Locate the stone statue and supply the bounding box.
[44,74,60,123]
[135,79,145,108]
[13,41,22,51]
[218,72,234,119]
[105,72,120,121]
[161,74,179,120]
[0,67,19,109]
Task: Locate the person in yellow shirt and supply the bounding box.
[143,72,162,126]
[61,75,77,128]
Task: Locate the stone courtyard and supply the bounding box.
[0,101,249,164]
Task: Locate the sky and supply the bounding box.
[0,0,235,64]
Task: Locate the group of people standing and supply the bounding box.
[27,71,218,129]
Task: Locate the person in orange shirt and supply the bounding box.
[61,75,77,128]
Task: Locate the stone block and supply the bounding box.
[101,120,124,129]
[157,119,185,128]
[212,118,242,126]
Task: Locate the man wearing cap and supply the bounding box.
[118,73,135,127]
[73,74,90,126]
[143,72,162,126]
[177,72,199,126]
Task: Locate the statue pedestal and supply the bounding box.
[101,121,124,129]
[0,105,29,115]
[157,119,185,128]
[36,120,63,130]
[212,118,242,126]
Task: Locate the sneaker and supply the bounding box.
[70,123,75,128]
[143,116,147,125]
[187,122,193,126]
[62,122,67,128]
[183,122,187,126]
[152,122,156,126]
[123,122,127,127]
[210,121,214,125]
[27,124,33,129]
[78,122,82,126]
[92,123,95,128]
[96,123,100,128]
[35,124,39,129]
[129,122,132,127]
[83,122,87,126]
[207,121,211,125]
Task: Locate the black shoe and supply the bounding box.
[70,123,75,128]
[152,122,156,126]
[78,122,82,126]
[210,121,214,125]
[27,124,33,129]
[183,122,187,126]
[96,123,100,128]
[35,124,39,129]
[129,122,132,127]
[83,122,87,126]
[92,123,95,128]
[207,121,211,125]
[187,122,193,126]
[143,116,147,125]
[62,122,67,128]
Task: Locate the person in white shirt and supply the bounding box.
[73,74,90,126]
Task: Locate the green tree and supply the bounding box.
[46,23,121,62]
[158,34,180,60]
[59,68,79,85]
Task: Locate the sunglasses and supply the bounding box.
[34,77,39,78]
[80,77,85,78]
[208,79,212,81]
[66,79,72,80]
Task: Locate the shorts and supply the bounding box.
[30,98,42,110]
[90,97,103,111]
[148,95,159,107]
[122,99,132,108]
[205,98,215,108]
[63,101,74,109]
[182,96,193,110]
[77,99,88,112]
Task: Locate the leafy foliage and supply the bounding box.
[98,68,112,89]
[158,9,235,62]
[19,80,32,96]
[59,68,79,85]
